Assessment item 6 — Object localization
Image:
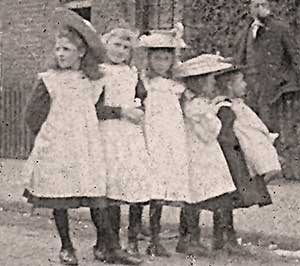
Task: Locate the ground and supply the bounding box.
[1,209,300,266]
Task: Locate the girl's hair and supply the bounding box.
[102,28,138,65]
[145,47,176,79]
[45,26,103,80]
[215,70,240,96]
[184,73,218,99]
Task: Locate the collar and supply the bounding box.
[252,18,265,28]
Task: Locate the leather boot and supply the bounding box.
[59,248,78,266]
[222,209,246,255]
[186,206,208,256]
[175,208,189,254]
[108,205,122,250]
[104,249,143,265]
[127,204,143,257]
[146,201,171,257]
[212,209,225,251]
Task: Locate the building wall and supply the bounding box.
[0,0,139,158]
[0,0,297,158]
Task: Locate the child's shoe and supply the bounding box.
[105,249,143,265]
[126,241,141,258]
[175,235,189,254]
[146,242,171,257]
[186,240,209,257]
[93,245,106,261]
[59,248,78,266]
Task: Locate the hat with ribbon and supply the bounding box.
[52,7,105,62]
[174,54,248,78]
[174,54,233,78]
[138,23,187,48]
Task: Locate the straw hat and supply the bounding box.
[52,7,105,62]
[138,23,187,48]
[174,54,236,78]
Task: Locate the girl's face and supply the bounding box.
[55,37,84,70]
[229,72,247,98]
[149,49,174,77]
[106,35,131,64]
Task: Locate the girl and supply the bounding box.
[173,54,236,256]
[174,54,280,255]
[128,25,191,257]
[212,59,281,252]
[94,24,151,265]
[23,8,109,266]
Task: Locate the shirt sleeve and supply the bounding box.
[94,88,122,120]
[24,79,51,137]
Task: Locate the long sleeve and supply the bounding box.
[25,79,51,137]
[135,77,148,111]
[217,106,237,145]
[95,88,122,120]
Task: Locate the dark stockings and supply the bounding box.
[128,204,143,243]
[53,209,73,251]
[90,208,106,250]
[149,201,162,244]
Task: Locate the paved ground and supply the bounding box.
[1,209,300,266]
[2,159,300,265]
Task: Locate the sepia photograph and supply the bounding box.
[1,0,300,265]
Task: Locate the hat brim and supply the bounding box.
[174,63,234,78]
[214,65,251,76]
[52,7,105,63]
[138,35,187,48]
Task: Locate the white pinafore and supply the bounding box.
[26,70,106,198]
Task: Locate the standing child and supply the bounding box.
[173,55,236,256]
[126,25,191,257]
[23,8,109,266]
[212,60,281,252]
[94,24,151,265]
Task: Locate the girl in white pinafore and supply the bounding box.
[23,8,109,265]
[173,55,236,256]
[97,30,151,204]
[133,25,191,257]
[93,26,151,265]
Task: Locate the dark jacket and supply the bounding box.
[234,17,300,107]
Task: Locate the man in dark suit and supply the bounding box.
[234,0,300,131]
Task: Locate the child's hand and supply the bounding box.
[122,108,144,124]
[269,133,279,144]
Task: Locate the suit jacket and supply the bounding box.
[234,17,300,105]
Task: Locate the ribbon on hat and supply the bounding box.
[172,22,185,66]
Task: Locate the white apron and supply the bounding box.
[184,97,236,203]
[143,76,190,203]
[26,70,106,198]
[231,99,282,176]
[96,64,152,203]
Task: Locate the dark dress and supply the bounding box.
[215,105,272,209]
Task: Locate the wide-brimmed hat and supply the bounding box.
[138,23,187,48]
[174,54,246,78]
[52,7,105,62]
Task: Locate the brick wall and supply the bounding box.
[0,0,139,158]
[2,0,60,92]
